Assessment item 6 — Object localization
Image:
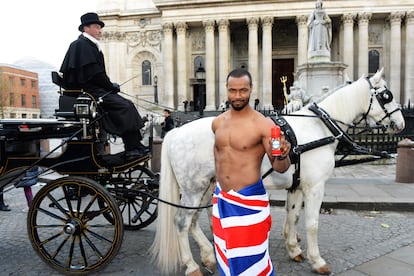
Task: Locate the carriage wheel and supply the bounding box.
[27,176,124,275]
[103,166,159,230]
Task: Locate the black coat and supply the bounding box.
[60,35,144,136]
[161,116,175,138]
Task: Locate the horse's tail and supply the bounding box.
[149,131,181,274]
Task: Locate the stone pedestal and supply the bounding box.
[297,61,347,102]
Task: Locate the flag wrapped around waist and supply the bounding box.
[212,179,274,276]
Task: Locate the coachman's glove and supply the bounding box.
[112,82,120,93]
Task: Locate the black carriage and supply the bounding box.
[0,72,159,275]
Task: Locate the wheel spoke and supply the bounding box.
[27,176,124,274]
[37,206,67,222]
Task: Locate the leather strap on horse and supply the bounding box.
[267,116,304,192]
[309,102,391,159]
[266,110,339,193]
[308,103,343,137]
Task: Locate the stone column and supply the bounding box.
[261,16,273,109]
[357,13,371,78]
[389,12,403,103]
[106,33,120,82]
[247,17,259,103]
[342,14,355,80]
[162,22,175,108]
[405,11,414,105]
[296,15,308,66]
[176,22,188,110]
[203,20,216,110]
[218,19,230,104]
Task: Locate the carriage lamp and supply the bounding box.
[74,94,96,139]
[74,94,96,119]
[153,75,158,104]
[195,65,206,116]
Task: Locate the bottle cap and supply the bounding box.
[271,125,280,138]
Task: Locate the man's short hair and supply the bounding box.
[226,68,252,86]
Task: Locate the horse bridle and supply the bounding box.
[354,77,401,128]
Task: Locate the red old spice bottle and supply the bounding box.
[271,125,282,156]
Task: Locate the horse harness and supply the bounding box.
[264,77,397,192]
[354,77,401,128]
[265,104,339,193]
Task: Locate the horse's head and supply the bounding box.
[354,68,405,133]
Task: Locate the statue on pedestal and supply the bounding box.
[307,0,331,61]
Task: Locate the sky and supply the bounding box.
[0,0,98,69]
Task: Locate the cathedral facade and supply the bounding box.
[96,0,414,112]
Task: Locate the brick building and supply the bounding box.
[0,64,40,119]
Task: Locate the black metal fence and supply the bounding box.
[341,104,414,154]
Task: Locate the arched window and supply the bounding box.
[368,50,380,75]
[142,60,152,85]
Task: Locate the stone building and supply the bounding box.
[95,0,414,112]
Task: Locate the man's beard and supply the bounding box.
[230,96,250,111]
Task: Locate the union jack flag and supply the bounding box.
[212,180,274,276]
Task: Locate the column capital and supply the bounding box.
[358,12,372,24]
[388,12,404,24]
[247,17,259,28]
[261,16,274,27]
[342,13,356,25]
[217,19,229,32]
[296,15,308,26]
[203,20,216,32]
[407,11,414,23]
[175,22,188,34]
[162,22,174,33]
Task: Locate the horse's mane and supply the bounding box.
[315,82,352,103]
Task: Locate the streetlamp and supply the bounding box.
[195,65,206,116]
[153,75,158,104]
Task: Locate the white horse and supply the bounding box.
[150,69,405,275]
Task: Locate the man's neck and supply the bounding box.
[82,32,101,51]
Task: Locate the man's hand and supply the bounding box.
[278,136,291,160]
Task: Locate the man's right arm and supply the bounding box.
[89,72,117,92]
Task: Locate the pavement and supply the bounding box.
[267,159,414,212]
[1,158,414,275]
[267,159,414,276]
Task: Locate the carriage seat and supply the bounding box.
[51,71,91,119]
[51,71,64,88]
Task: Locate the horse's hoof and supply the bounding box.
[187,269,203,276]
[312,264,331,275]
[202,265,216,275]
[292,253,306,262]
[202,261,217,274]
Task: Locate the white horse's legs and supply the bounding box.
[190,218,216,271]
[176,212,215,275]
[303,183,331,275]
[175,208,203,275]
[283,189,305,261]
[175,184,216,275]
[190,186,216,271]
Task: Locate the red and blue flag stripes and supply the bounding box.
[212,179,274,276]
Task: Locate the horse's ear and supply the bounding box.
[372,67,384,83]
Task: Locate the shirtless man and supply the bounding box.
[212,68,290,275]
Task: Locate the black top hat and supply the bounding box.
[78,12,105,32]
